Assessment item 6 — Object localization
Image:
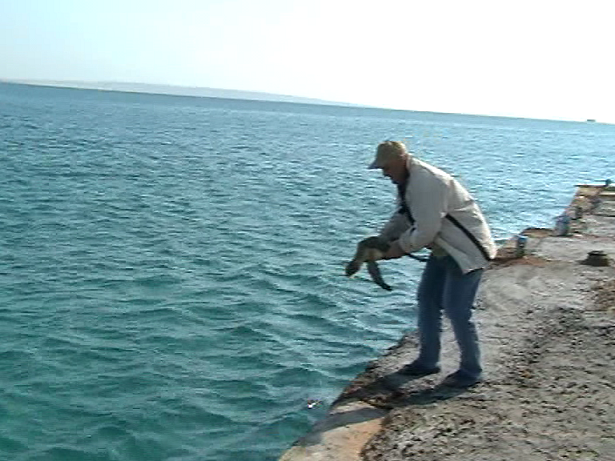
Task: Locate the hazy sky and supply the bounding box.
[1,0,613,122]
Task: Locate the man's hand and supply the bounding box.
[383,240,406,260]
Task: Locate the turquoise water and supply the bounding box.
[1,82,614,460]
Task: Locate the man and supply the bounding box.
[368,140,496,388]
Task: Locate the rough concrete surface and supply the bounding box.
[279,189,615,461]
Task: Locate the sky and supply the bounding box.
[1,0,614,122]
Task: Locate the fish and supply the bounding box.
[345,236,392,291]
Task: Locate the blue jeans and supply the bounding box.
[416,255,483,378]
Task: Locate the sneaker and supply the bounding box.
[381,362,440,391]
[441,370,482,388]
[398,361,441,377]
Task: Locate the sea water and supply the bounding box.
[1,82,614,460]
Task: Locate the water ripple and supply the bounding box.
[2,82,615,461]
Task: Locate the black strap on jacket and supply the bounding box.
[396,181,492,261]
[444,214,493,261]
[397,182,413,222]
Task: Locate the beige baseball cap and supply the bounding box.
[368,141,409,169]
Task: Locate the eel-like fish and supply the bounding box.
[345,236,392,291]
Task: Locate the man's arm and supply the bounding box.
[378,209,408,243]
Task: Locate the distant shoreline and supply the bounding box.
[0,79,363,108]
[1,79,607,126]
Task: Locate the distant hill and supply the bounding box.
[2,79,361,107]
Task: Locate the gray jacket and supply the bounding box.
[379,156,496,273]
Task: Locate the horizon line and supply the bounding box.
[0,78,603,125]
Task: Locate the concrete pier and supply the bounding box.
[279,183,615,461]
